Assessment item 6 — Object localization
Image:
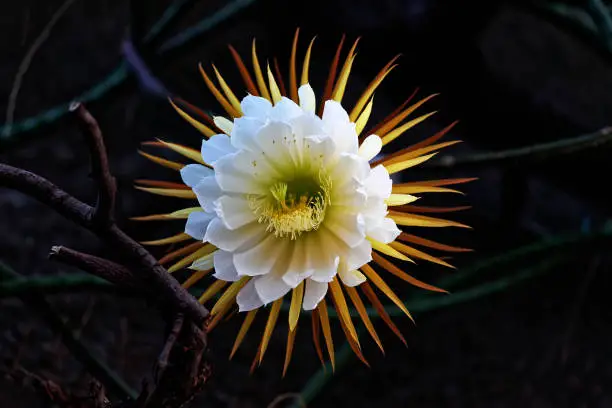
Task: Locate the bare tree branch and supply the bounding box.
[71,102,116,225]
[49,246,138,289]
[0,103,212,407]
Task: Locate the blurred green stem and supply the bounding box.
[293,255,565,408]
[425,126,612,169]
[0,261,137,400]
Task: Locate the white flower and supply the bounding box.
[181,85,400,312]
[137,31,471,371]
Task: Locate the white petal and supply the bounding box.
[233,235,288,277]
[241,94,272,118]
[323,211,366,248]
[298,84,316,113]
[288,114,323,151]
[339,268,367,287]
[230,116,265,151]
[189,253,214,270]
[253,121,296,171]
[212,250,239,281]
[236,279,264,311]
[180,164,213,188]
[214,195,257,230]
[302,134,336,169]
[213,116,234,135]
[214,152,267,195]
[254,274,292,305]
[344,238,373,271]
[302,279,328,310]
[301,232,340,283]
[367,217,401,243]
[326,120,358,155]
[358,134,383,161]
[364,165,392,199]
[232,149,281,181]
[201,134,235,164]
[204,218,266,252]
[282,241,313,287]
[184,211,215,240]
[269,97,302,122]
[329,153,370,189]
[192,176,222,212]
[322,100,350,124]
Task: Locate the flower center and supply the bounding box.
[250,173,331,240]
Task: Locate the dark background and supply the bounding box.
[1,0,612,407]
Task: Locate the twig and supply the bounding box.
[0,136,208,324]
[70,102,116,225]
[0,105,211,407]
[424,126,612,169]
[0,262,137,400]
[49,246,138,289]
[3,0,79,137]
[145,322,211,408]
[154,314,184,383]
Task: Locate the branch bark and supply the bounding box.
[0,104,211,407]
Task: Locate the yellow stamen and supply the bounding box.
[251,177,330,239]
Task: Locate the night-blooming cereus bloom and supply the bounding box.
[135,30,473,374]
